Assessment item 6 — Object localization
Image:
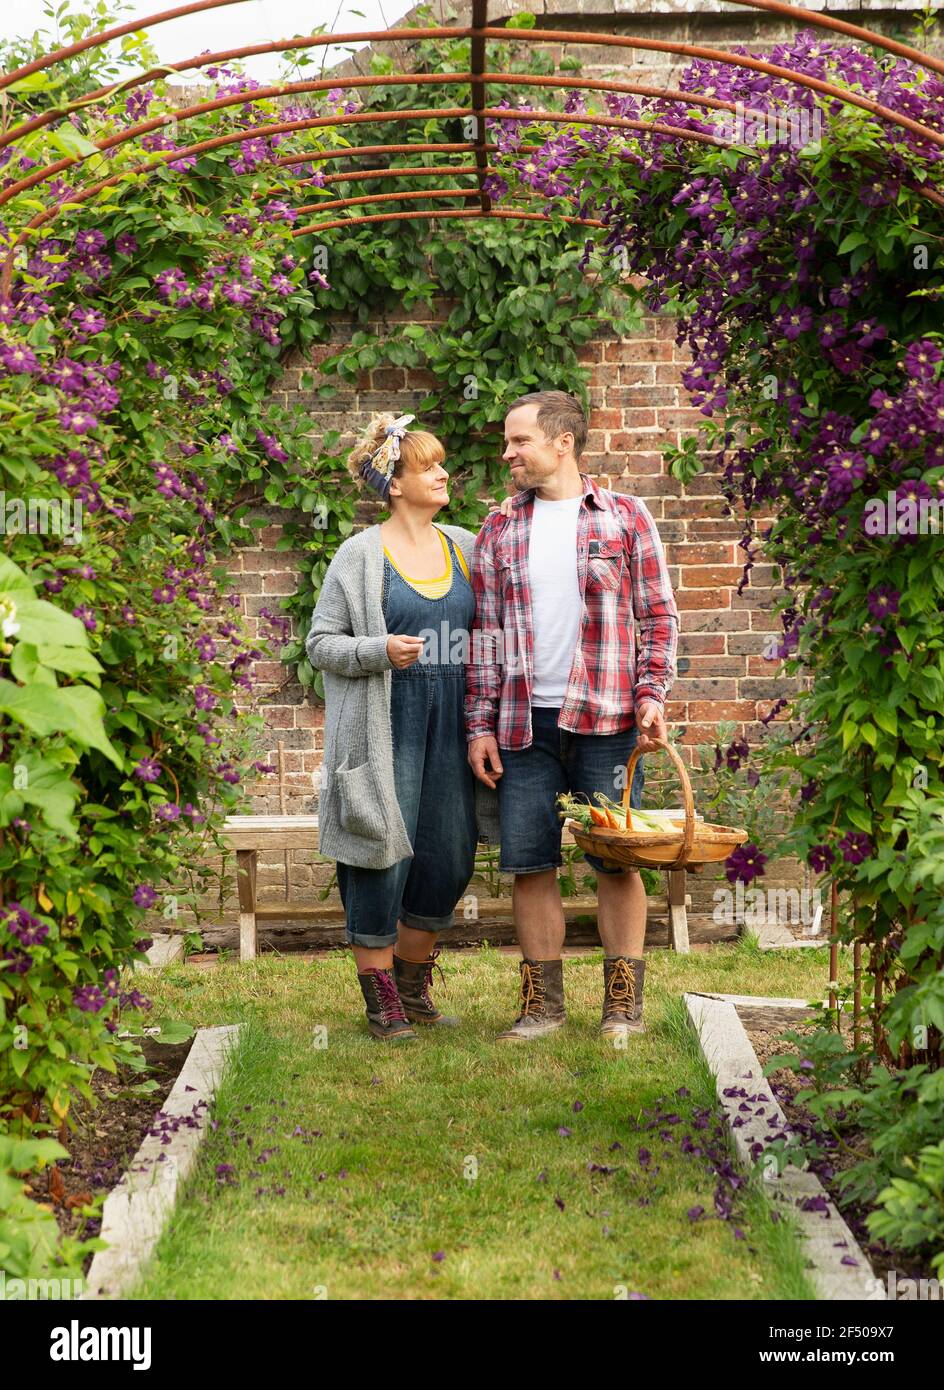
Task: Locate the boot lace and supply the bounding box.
[418,949,447,1009]
[518,961,546,1019]
[605,958,636,1017]
[374,968,407,1025]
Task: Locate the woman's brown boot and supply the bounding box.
[357,967,417,1042]
[393,949,459,1026]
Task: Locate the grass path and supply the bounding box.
[127,941,834,1300]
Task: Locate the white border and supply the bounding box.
[684,993,885,1301]
[81,1023,242,1299]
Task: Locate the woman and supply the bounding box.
[306,412,499,1041]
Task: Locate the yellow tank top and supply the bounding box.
[383,527,470,599]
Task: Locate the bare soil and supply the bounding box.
[27,1035,193,1263]
[744,1014,934,1285]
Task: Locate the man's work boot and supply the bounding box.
[600,956,646,1038]
[357,967,417,1042]
[496,958,566,1042]
[393,949,459,1026]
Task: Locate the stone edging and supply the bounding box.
[684,992,884,1301]
[81,1023,242,1299]
[136,933,184,970]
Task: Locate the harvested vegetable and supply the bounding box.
[556,793,596,830]
[592,792,629,831]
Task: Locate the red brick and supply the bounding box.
[609,430,662,452]
[757,700,792,722]
[682,566,744,588]
[688,701,756,721]
[372,369,405,389]
[667,542,737,565]
[679,656,744,676]
[677,610,746,634]
[263,574,297,594]
[618,364,656,386]
[654,365,692,385]
[262,708,295,729]
[679,722,728,746]
[590,408,624,429]
[617,340,675,362]
[614,475,679,497]
[686,519,743,539]
[611,386,677,408]
[657,408,709,431]
[616,453,663,475]
[676,588,730,610]
[671,498,730,518]
[612,410,657,430]
[682,473,728,495]
[250,662,286,682]
[577,341,604,363]
[679,633,726,655]
[727,633,768,655]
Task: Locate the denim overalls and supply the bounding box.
[336,531,479,948]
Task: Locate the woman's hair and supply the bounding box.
[346,412,446,495]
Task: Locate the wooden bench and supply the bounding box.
[222,814,693,961]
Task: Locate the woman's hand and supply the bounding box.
[386,634,425,669]
[487,495,517,519]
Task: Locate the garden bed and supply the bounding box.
[744,1015,936,1288]
[30,1035,194,1269]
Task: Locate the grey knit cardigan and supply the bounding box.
[305,522,501,870]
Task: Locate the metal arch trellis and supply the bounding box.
[0,0,942,294]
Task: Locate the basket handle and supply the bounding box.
[622,736,695,869]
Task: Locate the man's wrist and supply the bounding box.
[634,690,664,710]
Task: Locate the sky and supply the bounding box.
[1,0,425,83]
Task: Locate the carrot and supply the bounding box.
[593,792,628,832]
[589,807,610,827]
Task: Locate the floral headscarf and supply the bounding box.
[359,413,416,500]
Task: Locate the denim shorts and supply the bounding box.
[497,706,645,875]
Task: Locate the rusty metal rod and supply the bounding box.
[294,187,484,213]
[292,208,605,236]
[318,165,481,184]
[276,141,512,168]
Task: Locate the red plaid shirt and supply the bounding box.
[465,474,679,749]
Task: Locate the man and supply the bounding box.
[466,390,679,1041]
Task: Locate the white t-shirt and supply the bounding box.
[527,494,584,706]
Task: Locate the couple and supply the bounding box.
[305,390,679,1043]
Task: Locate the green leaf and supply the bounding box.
[0,680,122,768]
[147,1019,196,1045]
[0,556,36,600]
[10,600,88,648]
[836,230,869,255]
